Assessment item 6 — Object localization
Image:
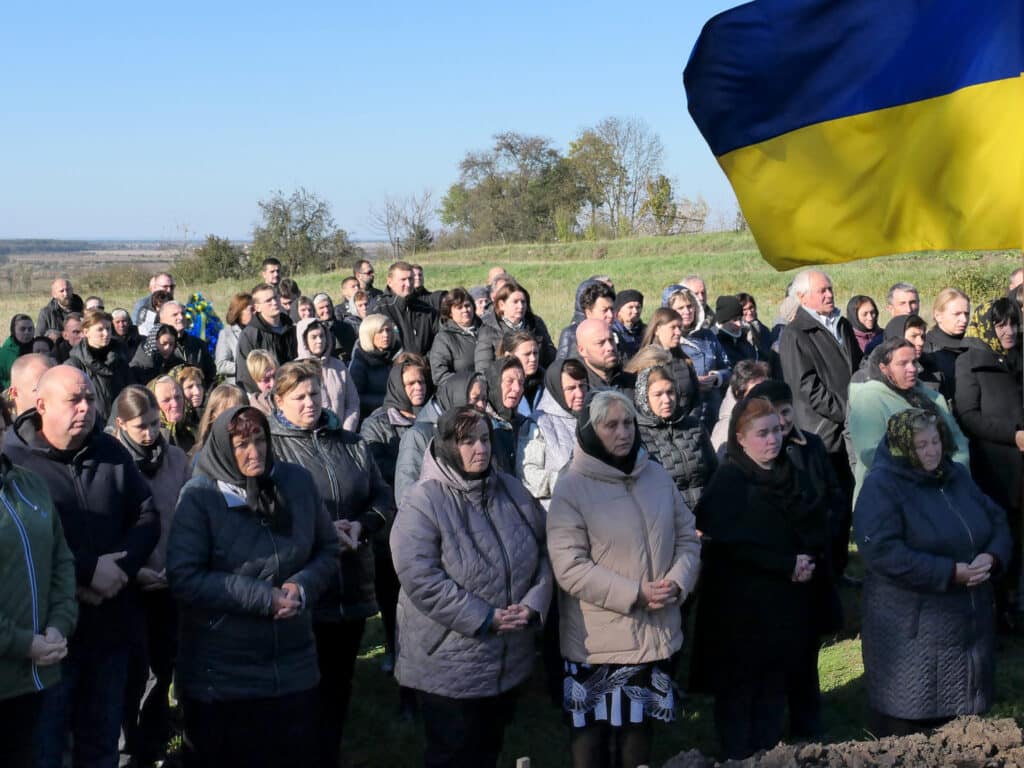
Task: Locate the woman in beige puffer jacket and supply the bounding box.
[548,389,701,768]
[391,405,552,768]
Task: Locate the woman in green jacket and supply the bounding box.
[0,452,78,768]
[0,314,36,390]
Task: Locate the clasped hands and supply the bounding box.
[28,626,67,666]
[954,553,994,588]
[334,520,362,552]
[491,604,535,634]
[638,579,681,611]
[77,550,130,605]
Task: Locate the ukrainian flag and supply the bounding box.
[684,0,1024,270]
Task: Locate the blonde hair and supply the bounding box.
[81,309,112,331]
[273,359,322,402]
[246,349,277,382]
[172,365,204,388]
[358,313,392,352]
[932,287,969,321]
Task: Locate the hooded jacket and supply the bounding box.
[67,342,133,425]
[393,371,484,506]
[391,441,551,699]
[955,301,1024,514]
[295,318,360,431]
[518,360,581,506]
[0,455,78,700]
[235,312,297,394]
[269,408,392,619]
[167,406,340,701]
[547,445,700,665]
[848,343,969,502]
[855,437,1011,719]
[0,332,32,390]
[3,413,159,649]
[555,279,603,360]
[429,317,480,384]
[633,364,717,511]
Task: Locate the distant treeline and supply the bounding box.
[0,239,179,256]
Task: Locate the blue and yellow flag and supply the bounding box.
[684,0,1024,270]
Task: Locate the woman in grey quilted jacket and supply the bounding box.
[391,405,552,768]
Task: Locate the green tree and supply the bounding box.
[568,130,623,236]
[194,234,248,279]
[638,175,677,236]
[252,188,361,274]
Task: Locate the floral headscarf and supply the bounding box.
[885,408,956,470]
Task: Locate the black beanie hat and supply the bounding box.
[613,289,644,315]
[715,295,743,324]
[747,379,793,405]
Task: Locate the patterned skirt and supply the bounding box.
[562,660,679,728]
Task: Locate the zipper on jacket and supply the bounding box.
[940,487,979,643]
[312,429,342,521]
[623,477,655,583]
[478,483,513,690]
[1,490,44,690]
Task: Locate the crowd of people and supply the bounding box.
[1,255,1022,768]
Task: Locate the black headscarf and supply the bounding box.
[882,314,925,342]
[576,390,641,474]
[196,406,287,527]
[434,405,493,481]
[724,397,802,511]
[485,356,524,423]
[382,357,433,416]
[544,358,580,414]
[435,370,486,413]
[845,295,878,334]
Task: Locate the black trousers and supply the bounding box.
[569,720,653,768]
[713,668,787,761]
[181,688,318,768]
[787,637,822,739]
[828,447,855,578]
[0,691,43,768]
[314,618,365,768]
[419,689,517,768]
[123,588,178,762]
[374,540,400,654]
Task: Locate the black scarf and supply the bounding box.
[435,370,485,413]
[118,430,166,477]
[196,406,287,529]
[382,359,433,415]
[543,358,574,413]
[485,357,522,423]
[725,440,804,520]
[577,393,641,474]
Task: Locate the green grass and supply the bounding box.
[2,233,1018,339]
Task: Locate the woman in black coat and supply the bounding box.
[630,347,716,510]
[429,288,481,384]
[955,297,1024,624]
[167,406,339,768]
[267,360,393,767]
[923,287,971,409]
[690,396,824,760]
[350,313,403,420]
[67,309,132,424]
[474,281,556,373]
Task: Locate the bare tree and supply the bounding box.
[369,189,436,257]
[592,117,665,235]
[368,197,405,258]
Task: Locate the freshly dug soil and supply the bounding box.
[664,717,1024,767]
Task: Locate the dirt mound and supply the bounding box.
[664,717,1024,768]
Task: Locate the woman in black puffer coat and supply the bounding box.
[167,405,339,768]
[429,288,481,384]
[630,347,715,510]
[67,310,132,424]
[267,360,393,768]
[350,313,403,420]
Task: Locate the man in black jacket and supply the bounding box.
[158,301,217,387]
[235,284,297,394]
[779,269,861,577]
[3,365,158,768]
[375,261,438,356]
[36,278,84,337]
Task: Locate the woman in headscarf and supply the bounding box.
[111,308,143,360]
[956,297,1024,628]
[393,370,489,506]
[167,406,339,768]
[845,295,882,354]
[855,408,1011,735]
[312,293,357,363]
[267,360,392,767]
[359,353,433,678]
[114,386,191,768]
[0,314,35,390]
[518,357,589,508]
[147,375,198,455]
[847,338,968,503]
[295,317,360,430]
[391,405,551,768]
[630,346,717,510]
[67,310,133,424]
[690,397,821,760]
[485,355,527,474]
[548,390,700,768]
[130,323,179,384]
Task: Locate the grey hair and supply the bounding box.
[887,282,919,303]
[790,269,831,298]
[584,389,637,428]
[681,274,705,286]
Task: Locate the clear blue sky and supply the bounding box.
[0,0,740,240]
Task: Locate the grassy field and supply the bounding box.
[3,232,1019,333]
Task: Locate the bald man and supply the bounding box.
[36,278,82,336]
[157,301,216,386]
[575,318,634,390]
[3,366,158,768]
[7,353,56,417]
